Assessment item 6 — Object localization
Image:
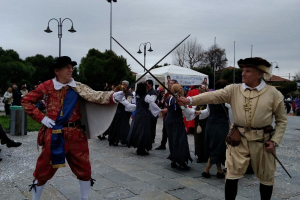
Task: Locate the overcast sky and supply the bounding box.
[1,0,299,80]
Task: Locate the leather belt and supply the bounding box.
[234,124,274,133]
[63,120,81,128]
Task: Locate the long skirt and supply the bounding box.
[194,117,208,163]
[166,121,192,165]
[126,112,152,151]
[205,118,229,165]
[108,111,130,145]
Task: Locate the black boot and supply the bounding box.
[179,163,190,170]
[6,140,22,148]
[225,179,239,200]
[155,145,166,150]
[97,135,106,140]
[171,161,178,168]
[137,149,149,156]
[260,183,273,200]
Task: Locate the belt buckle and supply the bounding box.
[68,122,75,128]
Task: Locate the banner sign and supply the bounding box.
[167,75,208,86]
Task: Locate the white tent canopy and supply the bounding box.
[135,65,209,86]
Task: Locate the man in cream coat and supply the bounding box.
[177,57,287,200]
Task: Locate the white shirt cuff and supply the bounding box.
[187,96,193,105]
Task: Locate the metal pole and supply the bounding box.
[59,18,62,57]
[110,2,112,51]
[233,41,235,83]
[144,44,146,72]
[251,45,253,58]
[214,37,216,90]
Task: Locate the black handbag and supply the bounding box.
[2,98,8,104]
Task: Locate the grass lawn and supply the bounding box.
[0,113,42,132]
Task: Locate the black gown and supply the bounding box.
[194,105,208,163]
[205,104,229,165]
[126,95,152,151]
[165,97,193,165]
[108,103,130,145]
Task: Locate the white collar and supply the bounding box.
[242,80,266,92]
[52,77,76,90]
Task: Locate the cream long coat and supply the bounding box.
[191,84,287,146]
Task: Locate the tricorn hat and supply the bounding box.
[52,56,77,69]
[237,57,272,79]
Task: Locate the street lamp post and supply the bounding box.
[271,61,279,76]
[44,18,76,57]
[137,42,153,72]
[107,0,117,51]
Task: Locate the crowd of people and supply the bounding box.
[0,56,292,200]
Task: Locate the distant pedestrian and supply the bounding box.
[11,85,22,106]
[21,84,29,96]
[3,87,13,115]
[295,94,300,116]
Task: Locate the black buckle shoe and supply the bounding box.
[217,172,225,179]
[201,171,211,178]
[179,163,190,170]
[6,140,22,148]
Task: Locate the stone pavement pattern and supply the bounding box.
[0,116,300,200]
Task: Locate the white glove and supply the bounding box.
[41,116,55,128]
[113,91,125,103]
[144,94,155,103]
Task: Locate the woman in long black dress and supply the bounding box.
[127,82,160,155]
[194,85,210,163]
[108,85,136,146]
[201,80,230,179]
[165,84,195,170]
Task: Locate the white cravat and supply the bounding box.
[242,80,266,92]
[52,77,76,90]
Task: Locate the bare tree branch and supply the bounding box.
[172,38,205,68]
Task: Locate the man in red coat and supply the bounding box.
[21,56,124,200]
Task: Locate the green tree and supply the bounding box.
[25,54,55,85]
[192,66,218,89]
[270,81,298,96]
[221,68,243,83]
[204,45,227,71]
[79,49,134,90]
[0,47,35,94]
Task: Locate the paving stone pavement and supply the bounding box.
[0,116,300,200]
